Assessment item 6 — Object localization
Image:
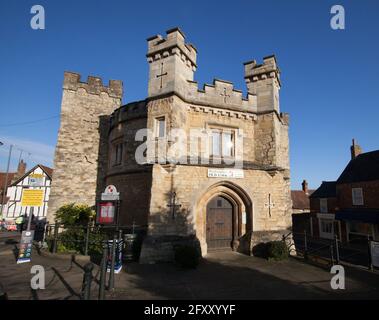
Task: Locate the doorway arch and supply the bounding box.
[195,181,253,255]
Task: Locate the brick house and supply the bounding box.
[291,180,314,214]
[291,180,315,235]
[308,140,379,242]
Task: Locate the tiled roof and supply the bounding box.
[337,150,379,183]
[291,190,314,210]
[39,165,53,178]
[9,164,54,186]
[309,181,337,199]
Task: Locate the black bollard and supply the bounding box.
[82,262,94,300]
[98,243,108,300]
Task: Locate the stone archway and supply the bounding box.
[195,181,253,256]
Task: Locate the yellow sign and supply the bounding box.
[21,189,44,207]
[30,174,44,179]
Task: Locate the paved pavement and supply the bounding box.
[1,231,379,300]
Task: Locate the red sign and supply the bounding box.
[98,202,115,224]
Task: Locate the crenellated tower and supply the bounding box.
[146,27,197,98]
[47,72,123,222]
[244,55,281,113]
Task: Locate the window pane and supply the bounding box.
[320,198,328,213]
[157,118,165,137]
[352,188,363,205]
[222,132,233,157]
[212,131,221,156]
[115,144,122,165]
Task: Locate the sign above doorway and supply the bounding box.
[207,168,244,179]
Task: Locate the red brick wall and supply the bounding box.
[310,197,337,213]
[337,180,379,209]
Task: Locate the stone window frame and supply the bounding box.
[205,122,238,160]
[109,137,124,167]
[155,116,166,139]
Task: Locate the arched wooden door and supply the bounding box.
[206,196,234,250]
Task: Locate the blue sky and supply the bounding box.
[0,0,378,189]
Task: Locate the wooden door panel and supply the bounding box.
[206,196,233,249]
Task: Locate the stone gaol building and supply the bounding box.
[48,27,291,262]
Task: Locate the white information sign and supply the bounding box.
[207,169,244,179]
[29,174,44,187]
[101,185,120,201]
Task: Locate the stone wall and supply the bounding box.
[146,163,292,256]
[47,72,122,222]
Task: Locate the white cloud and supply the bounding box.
[0,136,55,172]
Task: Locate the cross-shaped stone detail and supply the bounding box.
[156,63,168,89]
[264,193,275,217]
[220,87,230,103]
[167,191,181,219]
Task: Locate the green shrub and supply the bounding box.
[48,203,105,257]
[174,245,200,269]
[55,203,95,226]
[266,241,289,261]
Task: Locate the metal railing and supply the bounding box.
[288,230,372,270]
[44,222,147,255]
[39,222,148,300]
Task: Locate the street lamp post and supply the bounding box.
[0,142,13,218]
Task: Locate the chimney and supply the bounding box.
[302,180,309,194]
[17,160,26,176]
[350,139,362,160]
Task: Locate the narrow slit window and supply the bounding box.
[156,117,165,138]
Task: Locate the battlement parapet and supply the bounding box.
[63,71,123,99]
[110,100,147,130]
[244,55,280,85]
[146,27,197,68]
[183,78,257,112]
